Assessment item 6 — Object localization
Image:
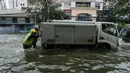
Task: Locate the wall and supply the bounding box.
[60,2,64,10]
[0,17,34,33]
[0,24,34,34]
[7,0,14,9]
[91,2,95,8]
[71,1,75,7]
[99,2,103,10]
[71,9,97,17]
[15,24,34,33]
[16,0,27,10]
[0,0,7,9]
[71,9,97,20]
[60,0,71,10]
[6,0,27,10]
[0,25,15,34]
[0,17,33,25]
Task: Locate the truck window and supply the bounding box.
[102,24,117,36]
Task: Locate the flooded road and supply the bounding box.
[0,34,130,73]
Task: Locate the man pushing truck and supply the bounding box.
[23,26,39,49]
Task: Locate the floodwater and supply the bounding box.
[0,34,130,73]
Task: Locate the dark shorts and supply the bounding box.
[23,44,31,49]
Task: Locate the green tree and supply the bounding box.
[109,0,130,23]
[27,0,69,23]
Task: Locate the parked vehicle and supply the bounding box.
[120,24,130,42]
[40,20,119,50]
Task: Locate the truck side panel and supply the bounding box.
[75,26,96,44]
[55,26,75,44]
[42,24,54,44]
[41,23,96,45]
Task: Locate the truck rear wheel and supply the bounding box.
[96,43,111,50]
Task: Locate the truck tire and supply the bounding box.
[96,43,111,50]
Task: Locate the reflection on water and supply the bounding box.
[0,35,130,73]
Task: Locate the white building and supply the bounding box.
[60,0,71,10]
[0,0,7,10]
[59,0,116,11]
[0,9,34,33]
[60,0,104,11]
[59,0,98,20]
[3,0,27,10]
[95,0,103,10]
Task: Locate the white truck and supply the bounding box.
[40,20,119,50]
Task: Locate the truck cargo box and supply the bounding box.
[41,22,97,45]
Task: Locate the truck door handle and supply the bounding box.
[56,35,58,38]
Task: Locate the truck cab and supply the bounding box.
[96,22,119,49]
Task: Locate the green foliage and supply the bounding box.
[96,10,116,22]
[109,0,130,20]
[108,0,130,26]
[27,0,69,23]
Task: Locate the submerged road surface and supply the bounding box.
[0,34,130,73]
